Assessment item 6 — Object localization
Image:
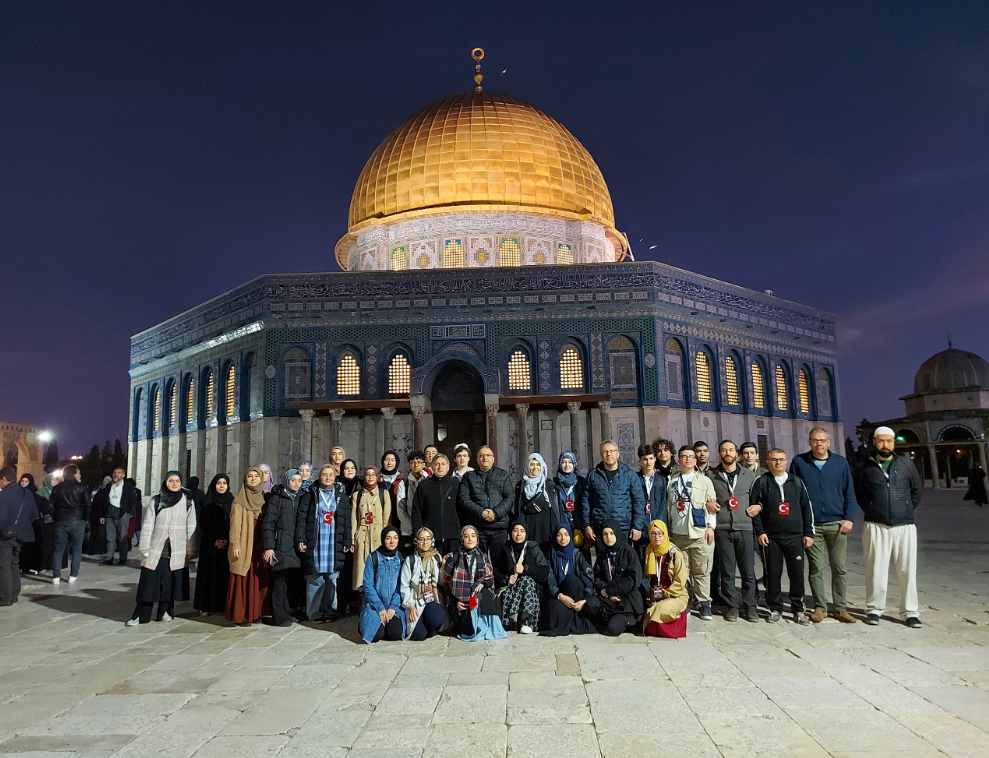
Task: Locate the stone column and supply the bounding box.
[486,402,500,451]
[299,409,315,464]
[927,444,940,489]
[329,408,345,448]
[567,401,581,456]
[597,400,612,442]
[381,407,396,451]
[411,406,425,452]
[515,403,530,472]
[979,442,988,473]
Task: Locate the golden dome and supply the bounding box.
[347,91,616,232]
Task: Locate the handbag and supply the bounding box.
[0,497,27,541]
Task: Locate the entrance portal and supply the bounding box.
[430,361,487,460]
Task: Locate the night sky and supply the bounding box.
[2,2,987,455]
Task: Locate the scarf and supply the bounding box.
[340,459,361,497]
[232,468,265,517]
[206,474,235,518]
[38,474,54,500]
[523,453,548,499]
[157,471,184,512]
[257,463,274,494]
[597,518,625,578]
[458,525,481,579]
[643,519,672,577]
[20,473,37,494]
[551,522,576,584]
[380,451,400,478]
[556,451,578,488]
[379,525,399,558]
[415,527,438,564]
[362,466,380,493]
[298,463,314,492]
[509,521,528,564]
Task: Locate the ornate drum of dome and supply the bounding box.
[914,348,989,395]
[336,91,629,271]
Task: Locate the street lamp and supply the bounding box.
[39,430,53,443]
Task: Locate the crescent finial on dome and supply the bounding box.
[472,47,484,92]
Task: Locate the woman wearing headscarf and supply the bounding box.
[338,458,362,612]
[256,464,274,496]
[585,519,643,636]
[329,446,346,476]
[400,527,448,640]
[298,463,315,493]
[226,467,271,627]
[339,459,362,499]
[263,469,305,626]
[452,444,474,480]
[126,472,196,625]
[351,465,392,591]
[359,526,406,643]
[542,523,597,636]
[642,519,689,639]
[18,474,55,575]
[296,464,352,622]
[379,451,405,534]
[443,525,507,641]
[38,473,56,501]
[193,474,233,615]
[553,452,588,553]
[494,521,550,634]
[513,453,565,554]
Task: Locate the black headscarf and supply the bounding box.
[340,459,362,498]
[157,470,185,511]
[19,473,37,493]
[380,450,400,478]
[509,520,528,563]
[378,525,400,558]
[205,474,235,518]
[597,518,625,556]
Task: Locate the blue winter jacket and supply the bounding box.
[581,461,647,532]
[789,451,858,524]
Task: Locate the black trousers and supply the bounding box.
[715,530,758,611]
[479,529,508,561]
[0,538,22,603]
[409,601,446,641]
[132,600,173,624]
[271,569,294,625]
[371,615,404,642]
[765,534,806,613]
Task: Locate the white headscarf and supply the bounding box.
[523,453,548,499]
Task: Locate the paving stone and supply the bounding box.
[698,715,831,757]
[0,733,134,753]
[509,724,601,758]
[220,687,332,735]
[678,684,787,718]
[288,709,371,747]
[373,685,443,715]
[111,729,210,758]
[423,723,507,758]
[783,706,933,752]
[507,671,591,724]
[191,735,287,758]
[598,729,724,758]
[576,644,665,680]
[431,684,507,724]
[587,680,702,733]
[907,684,989,731]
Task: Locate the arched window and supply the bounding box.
[696,351,712,403]
[168,381,178,430]
[152,385,161,433]
[725,355,740,406]
[133,389,143,441]
[388,353,412,395]
[225,364,236,421]
[608,336,637,399]
[508,350,531,391]
[560,345,584,390]
[775,365,789,412]
[390,245,407,271]
[751,362,765,409]
[798,368,811,414]
[817,368,833,418]
[337,352,361,396]
[184,376,195,429]
[499,237,521,267]
[665,338,684,401]
[284,347,312,399]
[443,239,464,268]
[557,243,574,265]
[203,369,215,420]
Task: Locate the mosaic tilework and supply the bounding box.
[591,334,605,390]
[314,343,327,398]
[539,340,551,392]
[366,345,378,396]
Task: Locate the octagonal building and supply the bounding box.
[127,78,842,491]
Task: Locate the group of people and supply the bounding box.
[0,424,924,636]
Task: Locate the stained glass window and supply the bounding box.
[725,356,739,406]
[388,354,411,395]
[508,350,531,391]
[752,363,765,409]
[390,246,407,271]
[443,239,464,268]
[499,237,521,266]
[696,351,712,403]
[798,368,811,414]
[557,243,574,265]
[560,345,583,390]
[225,365,236,419]
[776,365,789,411]
[337,353,361,396]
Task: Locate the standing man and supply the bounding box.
[411,454,461,554]
[739,443,767,476]
[666,446,718,620]
[0,468,39,606]
[707,441,760,622]
[790,428,858,624]
[49,464,92,585]
[857,427,923,628]
[636,444,668,557]
[93,467,141,565]
[582,440,646,546]
[399,451,429,549]
[423,445,439,476]
[457,446,514,557]
[693,441,712,473]
[652,438,679,479]
[751,449,814,624]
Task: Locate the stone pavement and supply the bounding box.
[1,489,987,758]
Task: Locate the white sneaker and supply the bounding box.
[125,618,140,627]
[519,624,534,635]
[160,612,173,622]
[52,577,60,585]
[67,576,77,584]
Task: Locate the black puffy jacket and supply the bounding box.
[457,466,515,533]
[857,455,922,527]
[262,485,302,570]
[50,480,92,522]
[295,483,352,574]
[411,473,461,542]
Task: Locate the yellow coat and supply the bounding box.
[643,546,689,626]
[351,487,392,589]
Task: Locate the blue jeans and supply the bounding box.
[306,571,339,620]
[53,519,86,578]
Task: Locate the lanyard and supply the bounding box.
[677,474,692,500]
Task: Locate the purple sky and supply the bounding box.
[2,2,987,455]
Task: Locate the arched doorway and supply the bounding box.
[430,360,487,459]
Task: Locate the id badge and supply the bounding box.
[728,496,740,510]
[778,501,790,516]
[364,511,374,525]
[565,498,575,512]
[652,585,664,601]
[322,511,335,525]
[676,498,686,512]
[422,587,435,604]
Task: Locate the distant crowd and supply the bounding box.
[0,425,925,639]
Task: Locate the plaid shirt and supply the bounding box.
[443,550,493,602]
[313,488,337,574]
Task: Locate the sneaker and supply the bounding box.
[833,609,857,624]
[767,610,781,623]
[100,560,115,566]
[795,613,810,625]
[744,608,761,622]
[67,575,77,584]
[864,613,881,626]
[724,608,739,622]
[699,602,713,621]
[906,617,922,629]
[160,612,173,622]
[125,618,140,627]
[52,576,60,585]
[519,624,534,635]
[809,608,826,623]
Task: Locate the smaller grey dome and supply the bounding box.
[914,348,989,395]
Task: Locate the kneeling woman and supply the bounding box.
[585,519,643,636]
[359,526,406,643]
[443,525,507,641]
[542,523,596,636]
[400,527,448,641]
[642,519,689,638]
[494,521,549,634]
[127,472,196,625]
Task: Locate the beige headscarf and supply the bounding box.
[228,467,266,576]
[233,467,265,516]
